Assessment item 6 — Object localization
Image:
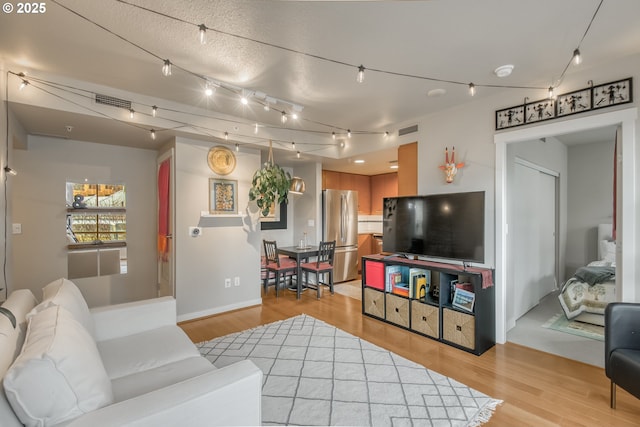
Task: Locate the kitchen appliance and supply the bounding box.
[322,189,358,282]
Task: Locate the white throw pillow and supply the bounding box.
[28,278,94,337]
[599,239,616,264]
[3,305,113,427]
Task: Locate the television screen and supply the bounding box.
[382,191,485,263]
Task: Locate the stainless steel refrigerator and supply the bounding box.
[322,189,358,282]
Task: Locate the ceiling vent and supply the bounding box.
[95,94,132,110]
[398,124,418,136]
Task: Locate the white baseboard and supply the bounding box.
[177,298,262,322]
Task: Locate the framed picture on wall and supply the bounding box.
[260,201,287,230]
[209,178,237,215]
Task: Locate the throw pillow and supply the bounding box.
[599,240,616,264]
[4,305,113,426]
[28,278,94,337]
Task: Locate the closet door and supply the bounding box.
[157,150,175,297]
[512,160,557,320]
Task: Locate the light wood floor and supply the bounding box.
[179,289,640,426]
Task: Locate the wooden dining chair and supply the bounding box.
[262,240,297,297]
[300,240,336,299]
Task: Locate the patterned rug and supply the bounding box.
[197,314,501,426]
[542,313,605,341]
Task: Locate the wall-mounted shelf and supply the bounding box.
[67,207,126,213]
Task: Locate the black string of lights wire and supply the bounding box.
[48,0,376,137]
[555,0,604,88]
[9,72,339,153]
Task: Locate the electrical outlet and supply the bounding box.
[234,277,240,287]
[12,223,22,234]
[189,226,202,237]
[224,278,231,288]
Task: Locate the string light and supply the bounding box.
[19,79,29,91]
[235,143,239,152]
[129,109,135,119]
[296,151,301,158]
[291,141,296,150]
[254,123,259,134]
[347,129,351,138]
[292,112,298,120]
[204,82,215,96]
[162,59,172,76]
[384,131,389,138]
[468,83,476,96]
[357,65,365,83]
[281,112,287,124]
[224,131,229,140]
[150,129,156,140]
[4,166,17,176]
[548,86,554,99]
[573,48,582,65]
[332,132,336,140]
[198,24,207,45]
[240,94,249,105]
[152,105,157,117]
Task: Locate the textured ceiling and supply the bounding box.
[1,0,638,174]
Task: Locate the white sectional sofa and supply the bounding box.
[0,279,262,426]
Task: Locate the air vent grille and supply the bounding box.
[398,124,418,136]
[95,94,132,110]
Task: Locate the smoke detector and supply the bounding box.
[494,64,514,78]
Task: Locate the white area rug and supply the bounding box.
[198,314,501,426]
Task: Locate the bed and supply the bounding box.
[558,224,616,326]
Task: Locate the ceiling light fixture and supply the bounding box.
[204,81,216,96]
[548,86,554,99]
[198,24,207,45]
[296,151,301,159]
[4,166,17,176]
[19,79,29,91]
[494,64,514,78]
[354,159,365,164]
[384,131,390,138]
[573,48,582,65]
[129,109,135,119]
[357,65,365,83]
[468,83,476,96]
[224,131,229,140]
[162,59,172,76]
[152,105,157,117]
[254,123,259,134]
[235,143,239,152]
[291,141,296,150]
[281,112,287,124]
[150,129,156,140]
[332,132,336,140]
[347,129,352,138]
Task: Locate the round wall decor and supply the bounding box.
[207,146,236,175]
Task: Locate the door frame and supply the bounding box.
[157,148,175,297]
[495,107,637,344]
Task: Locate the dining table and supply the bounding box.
[277,245,319,299]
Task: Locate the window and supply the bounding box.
[66,182,127,278]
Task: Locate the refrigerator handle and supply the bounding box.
[340,194,346,244]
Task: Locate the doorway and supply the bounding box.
[157,149,175,298]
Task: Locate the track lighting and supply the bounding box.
[357,65,365,83]
[573,48,582,65]
[152,105,157,117]
[468,83,476,96]
[150,129,156,140]
[162,59,172,76]
[384,131,390,138]
[198,24,207,45]
[347,129,351,138]
[4,166,17,176]
[19,80,29,91]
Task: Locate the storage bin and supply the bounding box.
[442,308,475,350]
[363,287,384,318]
[364,260,385,290]
[411,300,439,338]
[385,293,409,328]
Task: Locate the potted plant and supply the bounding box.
[249,141,291,217]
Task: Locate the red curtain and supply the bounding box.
[158,159,170,261]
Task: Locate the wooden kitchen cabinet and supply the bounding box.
[370,173,398,214]
[322,170,341,190]
[352,174,371,214]
[322,170,371,214]
[357,233,374,273]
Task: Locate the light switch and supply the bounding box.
[307,219,314,227]
[12,223,22,234]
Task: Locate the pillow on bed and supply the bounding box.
[599,240,616,264]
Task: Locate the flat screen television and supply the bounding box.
[382,191,485,263]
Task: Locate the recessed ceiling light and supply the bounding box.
[354,159,365,164]
[494,64,514,78]
[427,88,446,97]
[390,164,398,169]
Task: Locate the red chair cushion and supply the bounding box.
[300,261,333,272]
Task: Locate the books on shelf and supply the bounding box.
[409,268,430,300]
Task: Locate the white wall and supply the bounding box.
[566,139,616,273]
[11,136,157,306]
[174,138,262,321]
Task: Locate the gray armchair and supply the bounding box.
[605,302,640,408]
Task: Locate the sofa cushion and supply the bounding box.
[3,305,113,427]
[28,278,94,337]
[111,356,215,402]
[97,324,201,380]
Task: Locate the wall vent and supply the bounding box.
[398,124,418,136]
[95,94,132,110]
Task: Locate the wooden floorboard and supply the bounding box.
[179,289,640,426]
